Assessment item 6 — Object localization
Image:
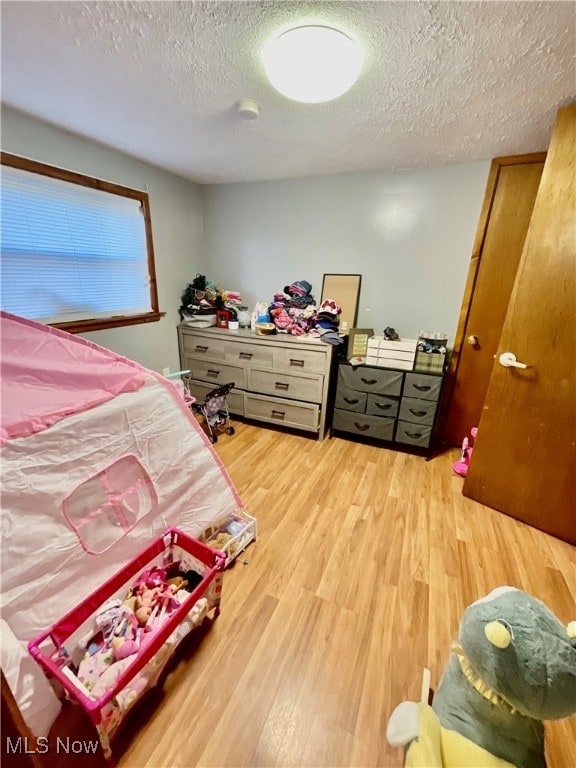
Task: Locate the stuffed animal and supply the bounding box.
[387,587,576,767]
[206,531,235,554]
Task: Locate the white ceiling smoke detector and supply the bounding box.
[237,99,260,119]
[262,25,363,104]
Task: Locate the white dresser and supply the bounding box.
[178,325,336,439]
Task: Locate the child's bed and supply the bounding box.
[0,311,244,740]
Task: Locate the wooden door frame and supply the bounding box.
[436,152,547,444]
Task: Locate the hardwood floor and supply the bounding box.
[113,422,576,768]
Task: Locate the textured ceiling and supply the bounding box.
[1,1,575,184]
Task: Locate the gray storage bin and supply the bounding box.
[366,394,399,419]
[399,396,436,426]
[339,365,403,396]
[403,372,442,401]
[395,420,432,447]
[335,386,368,413]
[333,409,395,441]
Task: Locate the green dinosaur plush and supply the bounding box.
[432,586,576,768]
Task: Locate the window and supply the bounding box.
[62,454,158,555]
[0,152,163,332]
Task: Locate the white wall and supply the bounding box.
[1,107,203,372]
[201,163,489,342]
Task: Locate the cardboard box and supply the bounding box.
[379,339,418,354]
[372,337,417,370]
[378,358,414,370]
[347,328,374,363]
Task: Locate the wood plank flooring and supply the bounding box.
[114,422,575,768]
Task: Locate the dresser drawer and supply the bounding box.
[335,386,367,413]
[395,420,432,448]
[333,409,395,441]
[398,397,436,426]
[184,358,245,389]
[403,372,442,401]
[181,334,227,360]
[338,365,403,396]
[273,346,327,375]
[366,394,400,419]
[225,341,273,367]
[186,379,244,416]
[248,368,323,403]
[245,393,319,431]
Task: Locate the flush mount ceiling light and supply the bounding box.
[262,25,363,104]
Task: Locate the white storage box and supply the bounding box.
[367,337,417,370]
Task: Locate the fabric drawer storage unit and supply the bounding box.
[28,528,225,758]
[178,326,336,439]
[332,362,445,455]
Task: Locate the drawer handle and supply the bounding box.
[354,422,370,432]
[275,382,289,391]
[343,397,360,405]
[290,358,305,368]
[239,352,253,360]
[207,369,220,378]
[195,345,209,353]
[271,409,285,420]
[361,378,377,385]
[413,384,431,392]
[406,430,423,439]
[409,409,428,417]
[376,402,392,410]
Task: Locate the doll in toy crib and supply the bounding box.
[75,563,206,704]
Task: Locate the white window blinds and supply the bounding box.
[1,164,152,324]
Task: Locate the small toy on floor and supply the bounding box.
[453,426,478,477]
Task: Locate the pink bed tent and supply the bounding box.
[0,311,243,738]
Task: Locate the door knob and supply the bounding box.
[467,335,479,347]
[499,352,528,369]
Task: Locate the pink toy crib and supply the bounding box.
[28,528,225,758]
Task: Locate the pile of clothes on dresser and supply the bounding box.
[268,281,343,344]
[179,276,344,345]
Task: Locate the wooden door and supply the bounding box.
[463,104,576,544]
[442,155,545,445]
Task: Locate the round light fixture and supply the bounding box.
[262,25,363,104]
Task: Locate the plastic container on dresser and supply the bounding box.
[178,325,336,440]
[331,361,445,456]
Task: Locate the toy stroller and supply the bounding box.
[192,381,236,444]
